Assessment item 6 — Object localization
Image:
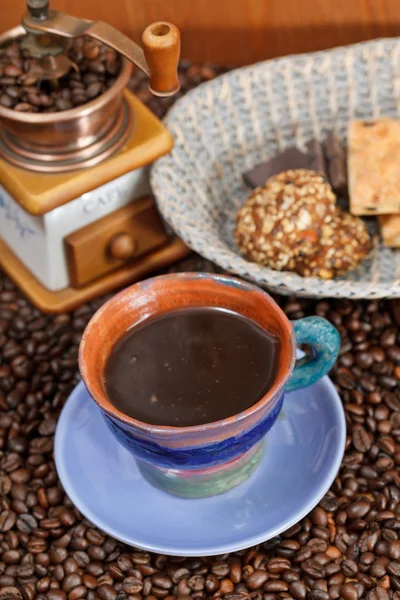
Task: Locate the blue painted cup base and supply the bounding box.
[137,440,265,498]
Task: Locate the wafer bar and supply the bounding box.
[379,214,400,247]
[348,119,400,215]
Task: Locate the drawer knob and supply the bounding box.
[108,233,137,261]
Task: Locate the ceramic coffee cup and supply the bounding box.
[79,273,340,498]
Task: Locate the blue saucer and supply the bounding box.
[55,377,345,557]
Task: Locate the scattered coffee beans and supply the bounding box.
[1,67,400,600]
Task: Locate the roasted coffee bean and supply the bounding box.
[71,93,87,106]
[86,82,102,99]
[67,586,86,600]
[132,552,151,565]
[152,587,169,598]
[211,561,230,577]
[38,418,56,437]
[0,576,17,588]
[347,500,370,519]
[16,563,34,578]
[106,564,123,580]
[224,594,248,600]
[289,580,307,599]
[0,510,16,532]
[371,557,389,578]
[64,558,79,575]
[312,527,330,541]
[170,567,189,584]
[177,579,191,596]
[342,559,358,577]
[82,575,97,590]
[47,592,67,600]
[55,98,73,111]
[389,541,400,560]
[302,559,325,579]
[352,427,372,452]
[4,64,21,77]
[220,578,234,594]
[0,588,23,600]
[309,590,330,600]
[96,585,117,600]
[388,562,400,576]
[151,574,171,590]
[263,580,288,593]
[205,573,219,592]
[85,528,104,545]
[83,42,100,60]
[20,584,35,600]
[87,545,105,560]
[268,557,291,574]
[0,93,13,107]
[367,588,390,600]
[73,551,89,568]
[311,508,328,527]
[2,550,21,564]
[50,547,68,564]
[13,103,33,112]
[282,570,300,583]
[245,570,268,590]
[88,60,105,74]
[16,514,37,532]
[122,577,143,594]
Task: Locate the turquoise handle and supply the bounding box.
[286,316,341,393]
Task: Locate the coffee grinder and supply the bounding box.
[0,0,188,312]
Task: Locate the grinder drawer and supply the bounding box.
[65,196,169,288]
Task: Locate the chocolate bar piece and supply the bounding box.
[243,147,311,189]
[307,138,327,175]
[324,132,347,194]
[379,214,400,247]
[243,140,327,189]
[349,119,400,215]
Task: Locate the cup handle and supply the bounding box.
[285,316,341,393]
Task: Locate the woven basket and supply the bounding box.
[151,38,400,299]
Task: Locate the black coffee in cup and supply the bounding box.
[103,306,280,427]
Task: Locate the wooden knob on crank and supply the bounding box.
[142,22,180,96]
[108,233,137,261]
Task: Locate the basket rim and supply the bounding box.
[152,37,400,300]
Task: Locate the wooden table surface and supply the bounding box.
[3,0,400,66]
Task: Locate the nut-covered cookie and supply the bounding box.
[295,208,371,279]
[235,169,336,271]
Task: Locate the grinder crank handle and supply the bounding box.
[23,1,180,96]
[142,23,181,97]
